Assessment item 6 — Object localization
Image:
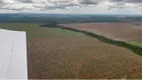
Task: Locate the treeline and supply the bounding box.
[39,22,58,27]
[57,25,142,56]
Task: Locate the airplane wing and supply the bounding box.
[0,29,27,79]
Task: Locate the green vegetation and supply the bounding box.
[0,23,84,40]
[56,25,142,56]
[128,38,142,47]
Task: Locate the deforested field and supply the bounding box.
[60,23,142,41]
[1,23,142,79]
[28,36,142,79]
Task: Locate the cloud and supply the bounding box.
[0,0,142,14]
[79,0,100,4]
[18,0,33,3]
[108,0,142,11]
[0,0,80,10]
[110,0,142,3]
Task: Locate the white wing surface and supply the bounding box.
[0,29,27,79]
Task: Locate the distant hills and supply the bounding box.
[0,13,142,23]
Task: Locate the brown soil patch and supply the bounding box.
[28,36,142,79]
[60,23,142,41]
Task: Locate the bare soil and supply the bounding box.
[60,23,142,41]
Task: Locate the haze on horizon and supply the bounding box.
[0,0,142,15]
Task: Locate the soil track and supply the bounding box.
[60,23,142,41]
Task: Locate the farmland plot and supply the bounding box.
[60,23,142,41]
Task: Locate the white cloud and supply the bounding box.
[0,0,142,14]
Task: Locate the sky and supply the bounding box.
[0,0,142,14]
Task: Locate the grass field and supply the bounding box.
[0,23,84,40]
[1,23,142,79]
[128,38,142,47]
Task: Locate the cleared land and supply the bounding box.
[1,23,142,79]
[28,36,142,79]
[60,23,142,41]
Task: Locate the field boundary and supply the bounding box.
[56,25,142,56]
